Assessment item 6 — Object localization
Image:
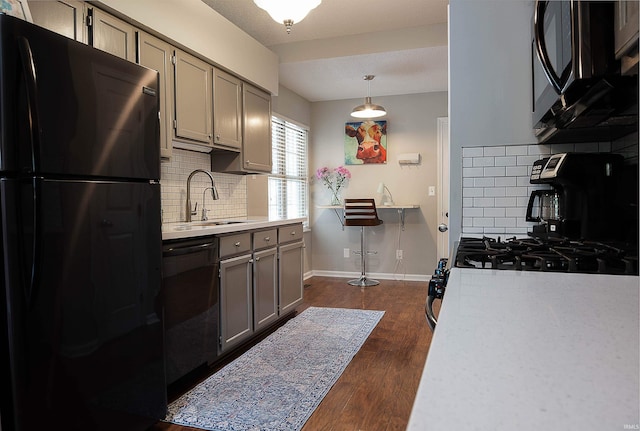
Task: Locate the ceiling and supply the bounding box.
[200,0,449,102]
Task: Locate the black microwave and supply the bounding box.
[531,0,638,143]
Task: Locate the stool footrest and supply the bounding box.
[348,276,380,287]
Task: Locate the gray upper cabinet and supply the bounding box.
[90,8,135,61]
[28,1,87,43]
[213,68,243,151]
[137,31,174,159]
[173,49,213,148]
[242,84,272,173]
[212,83,272,174]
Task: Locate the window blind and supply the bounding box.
[268,116,308,222]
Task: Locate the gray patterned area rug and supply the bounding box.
[164,306,384,431]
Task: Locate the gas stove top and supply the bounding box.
[455,236,639,275]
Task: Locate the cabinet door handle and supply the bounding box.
[235,241,241,247]
[255,256,260,261]
[264,237,270,242]
[290,231,296,235]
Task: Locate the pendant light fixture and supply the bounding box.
[350,75,387,119]
[253,0,322,34]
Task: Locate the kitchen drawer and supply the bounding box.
[253,228,277,250]
[219,232,251,258]
[278,224,303,244]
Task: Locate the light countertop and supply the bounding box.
[407,269,640,430]
[162,216,306,241]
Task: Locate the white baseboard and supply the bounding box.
[304,270,428,282]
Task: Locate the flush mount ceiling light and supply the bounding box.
[350,75,387,119]
[253,0,322,34]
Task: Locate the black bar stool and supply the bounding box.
[343,199,383,287]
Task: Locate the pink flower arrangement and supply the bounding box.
[316,166,351,204]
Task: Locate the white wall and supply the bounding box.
[310,92,448,280]
[448,0,537,246]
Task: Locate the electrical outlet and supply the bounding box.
[428,186,436,196]
[344,248,350,258]
[396,249,403,260]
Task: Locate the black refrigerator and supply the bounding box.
[0,15,166,431]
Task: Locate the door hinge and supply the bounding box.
[171,54,176,65]
[173,119,177,129]
[86,14,93,28]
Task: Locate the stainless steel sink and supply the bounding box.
[191,220,247,226]
[168,220,254,232]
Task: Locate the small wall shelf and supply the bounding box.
[316,204,420,230]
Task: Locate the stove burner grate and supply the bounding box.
[455,236,638,275]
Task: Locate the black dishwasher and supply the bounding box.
[161,237,219,385]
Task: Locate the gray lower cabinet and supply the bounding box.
[253,247,278,331]
[278,224,304,315]
[218,233,252,353]
[253,229,278,332]
[28,0,87,42]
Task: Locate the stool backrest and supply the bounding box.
[343,199,383,227]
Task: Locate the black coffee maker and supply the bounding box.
[528,152,630,241]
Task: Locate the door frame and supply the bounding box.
[436,117,449,260]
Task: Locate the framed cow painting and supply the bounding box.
[344,120,387,165]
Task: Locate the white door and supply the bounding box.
[437,117,450,260]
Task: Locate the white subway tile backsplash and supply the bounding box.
[484,207,505,217]
[463,167,484,177]
[495,177,517,187]
[485,187,506,197]
[505,146,528,156]
[505,186,529,197]
[464,207,484,217]
[483,146,506,157]
[494,197,517,207]
[484,166,505,177]
[473,218,494,227]
[495,218,517,228]
[505,208,522,217]
[527,145,551,156]
[495,156,517,166]
[516,155,542,166]
[474,197,495,207]
[506,166,528,176]
[463,147,484,157]
[473,157,496,167]
[160,148,247,224]
[463,187,484,197]
[474,177,495,187]
[461,142,623,237]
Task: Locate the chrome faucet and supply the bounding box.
[186,169,219,222]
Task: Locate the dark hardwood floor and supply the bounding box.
[150,276,436,431]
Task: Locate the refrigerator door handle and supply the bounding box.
[23,178,42,308]
[17,36,41,171]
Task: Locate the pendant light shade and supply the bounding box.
[253,0,321,33]
[350,75,387,119]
